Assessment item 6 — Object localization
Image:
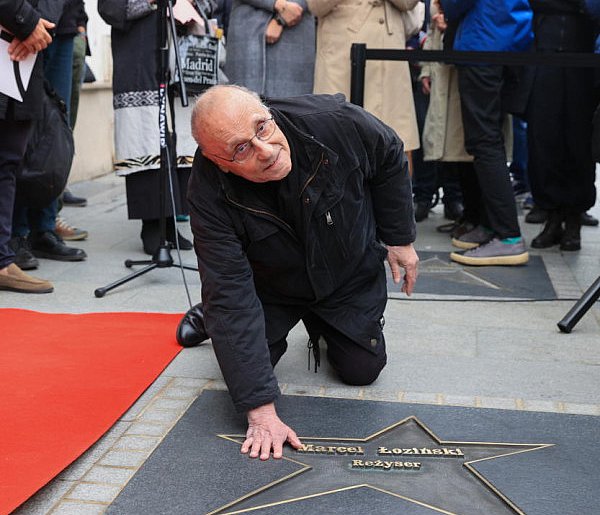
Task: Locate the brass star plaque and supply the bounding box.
[209,417,552,514]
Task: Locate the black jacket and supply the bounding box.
[0,0,44,120]
[187,94,415,412]
[529,0,595,51]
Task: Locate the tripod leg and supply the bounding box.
[557,276,600,333]
[94,263,159,298]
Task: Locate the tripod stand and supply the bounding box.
[94,0,197,298]
[557,276,600,333]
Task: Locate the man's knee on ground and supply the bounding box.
[336,354,386,386]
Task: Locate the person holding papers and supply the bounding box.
[0,0,55,293]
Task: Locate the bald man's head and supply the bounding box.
[191,85,264,148]
[191,85,293,183]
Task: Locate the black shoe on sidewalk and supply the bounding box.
[30,231,87,261]
[63,189,87,207]
[9,236,39,270]
[414,201,431,222]
[525,205,548,224]
[581,212,599,227]
[443,201,464,221]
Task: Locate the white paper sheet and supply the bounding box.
[0,26,37,102]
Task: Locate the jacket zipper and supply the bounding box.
[224,192,296,236]
[299,153,325,198]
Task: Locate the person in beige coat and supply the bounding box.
[309,0,420,152]
[419,4,470,164]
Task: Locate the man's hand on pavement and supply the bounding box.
[241,402,302,460]
[386,243,419,295]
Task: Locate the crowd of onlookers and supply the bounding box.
[1,0,599,294]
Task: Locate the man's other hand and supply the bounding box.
[242,402,302,460]
[386,243,419,296]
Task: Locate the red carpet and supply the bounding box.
[0,309,183,514]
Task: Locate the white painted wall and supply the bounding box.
[84,0,113,84]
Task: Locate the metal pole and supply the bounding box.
[350,43,367,107]
[557,276,600,333]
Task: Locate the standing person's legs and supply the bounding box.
[0,119,31,269]
[70,33,87,130]
[43,35,75,119]
[0,117,53,293]
[457,65,520,240]
[450,65,527,265]
[411,78,439,221]
[28,35,77,245]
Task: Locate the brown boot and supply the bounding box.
[0,263,54,293]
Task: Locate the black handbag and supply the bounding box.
[16,81,74,208]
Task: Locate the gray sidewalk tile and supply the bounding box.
[65,483,121,504]
[82,466,136,485]
[51,501,107,514]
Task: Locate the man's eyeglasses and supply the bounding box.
[210,117,277,163]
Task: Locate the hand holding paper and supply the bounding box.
[8,18,55,61]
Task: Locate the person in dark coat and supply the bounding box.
[526,0,598,251]
[181,85,419,460]
[0,0,54,293]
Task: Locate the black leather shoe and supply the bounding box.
[176,303,209,347]
[414,201,431,222]
[62,189,87,207]
[525,205,548,224]
[30,231,87,261]
[9,236,39,270]
[531,210,564,249]
[581,212,599,227]
[443,201,464,221]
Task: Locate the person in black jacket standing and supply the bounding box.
[0,0,55,293]
[183,85,419,461]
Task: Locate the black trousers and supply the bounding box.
[267,310,387,387]
[458,65,521,239]
[124,167,191,220]
[0,118,32,269]
[527,64,596,212]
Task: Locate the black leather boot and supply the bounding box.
[531,210,564,249]
[176,303,209,347]
[560,211,581,251]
